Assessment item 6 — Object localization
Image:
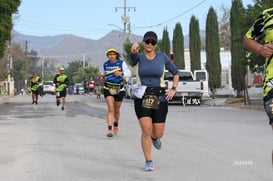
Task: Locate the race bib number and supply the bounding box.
[142,95,160,109]
[109,87,119,95]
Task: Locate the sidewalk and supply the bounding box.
[0,94,34,105]
[0,95,13,104]
[203,97,264,111]
[202,97,227,106]
[1,94,264,111]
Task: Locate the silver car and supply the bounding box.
[74,83,85,95]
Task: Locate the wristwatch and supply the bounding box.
[171,87,176,91]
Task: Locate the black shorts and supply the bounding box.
[263,96,273,125]
[56,89,67,98]
[103,89,125,102]
[134,98,168,123]
[31,89,39,95]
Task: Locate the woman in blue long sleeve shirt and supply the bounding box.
[130,31,179,171]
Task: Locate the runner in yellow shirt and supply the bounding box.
[30,72,42,105]
[53,67,69,110]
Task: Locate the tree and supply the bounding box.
[0,47,10,80]
[219,5,231,50]
[9,43,27,90]
[160,27,171,57]
[230,0,247,97]
[42,58,60,81]
[205,7,221,99]
[172,23,185,69]
[0,42,34,89]
[27,50,40,74]
[0,0,21,58]
[65,61,85,84]
[72,66,98,84]
[123,40,134,66]
[65,60,99,84]
[189,16,201,72]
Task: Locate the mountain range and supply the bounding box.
[11,30,203,69]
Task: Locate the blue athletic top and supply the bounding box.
[103,59,128,84]
[130,52,179,87]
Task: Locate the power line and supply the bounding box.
[13,18,110,37]
[27,51,106,59]
[133,0,208,29]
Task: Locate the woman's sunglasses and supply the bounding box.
[107,53,117,56]
[144,39,157,46]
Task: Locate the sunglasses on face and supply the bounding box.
[144,39,157,46]
[107,53,117,56]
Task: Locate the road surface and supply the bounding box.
[0,95,272,181]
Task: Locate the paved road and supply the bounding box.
[0,95,272,181]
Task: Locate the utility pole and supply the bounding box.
[6,41,14,95]
[83,53,86,68]
[24,40,29,91]
[115,0,136,42]
[41,57,44,78]
[24,40,29,58]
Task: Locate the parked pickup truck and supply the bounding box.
[164,69,209,105]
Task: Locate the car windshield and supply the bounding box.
[195,72,207,81]
[44,81,54,85]
[75,84,84,89]
[164,71,193,81]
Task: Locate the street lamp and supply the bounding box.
[107,24,123,31]
[107,24,125,42]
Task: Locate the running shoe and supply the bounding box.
[61,106,64,111]
[113,126,119,135]
[151,137,161,150]
[144,160,154,171]
[106,131,113,137]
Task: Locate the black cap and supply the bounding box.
[143,31,157,42]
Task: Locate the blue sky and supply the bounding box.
[13,0,254,40]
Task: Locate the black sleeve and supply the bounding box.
[65,77,69,86]
[53,75,58,84]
